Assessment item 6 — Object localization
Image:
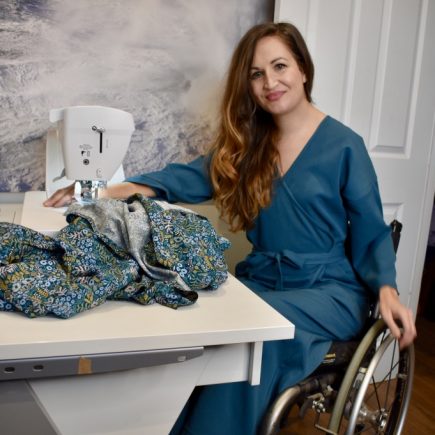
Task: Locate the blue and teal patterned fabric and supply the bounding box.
[0,195,230,318]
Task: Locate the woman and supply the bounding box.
[45,22,416,434]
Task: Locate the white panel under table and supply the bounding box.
[28,342,262,435]
[28,354,211,435]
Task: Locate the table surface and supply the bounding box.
[0,192,294,360]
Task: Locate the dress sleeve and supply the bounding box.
[341,138,397,297]
[124,155,213,204]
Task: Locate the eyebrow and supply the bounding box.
[250,57,288,70]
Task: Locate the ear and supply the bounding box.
[303,74,307,83]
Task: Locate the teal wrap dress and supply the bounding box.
[126,116,397,435]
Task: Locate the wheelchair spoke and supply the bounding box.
[358,365,398,415]
[370,375,382,411]
[384,339,398,409]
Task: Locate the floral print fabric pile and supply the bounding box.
[0,195,230,318]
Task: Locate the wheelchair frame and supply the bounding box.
[259,221,415,435]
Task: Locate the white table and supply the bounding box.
[0,192,295,435]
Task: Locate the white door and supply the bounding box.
[275,0,435,313]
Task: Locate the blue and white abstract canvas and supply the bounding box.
[0,0,272,192]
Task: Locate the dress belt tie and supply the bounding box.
[242,244,346,291]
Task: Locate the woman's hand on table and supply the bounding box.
[43,183,75,207]
[43,182,157,208]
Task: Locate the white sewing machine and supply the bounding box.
[47,105,134,202]
[19,105,134,235]
[0,107,295,435]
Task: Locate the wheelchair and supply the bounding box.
[259,220,415,435]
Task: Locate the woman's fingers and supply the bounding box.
[379,285,417,349]
[43,184,75,207]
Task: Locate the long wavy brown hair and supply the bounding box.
[208,22,314,232]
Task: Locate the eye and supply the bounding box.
[274,63,287,71]
[249,70,263,80]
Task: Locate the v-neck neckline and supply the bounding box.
[278,115,330,179]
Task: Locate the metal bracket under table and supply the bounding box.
[0,346,204,381]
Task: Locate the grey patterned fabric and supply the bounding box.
[67,197,188,290]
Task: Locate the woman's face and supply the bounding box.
[249,35,307,118]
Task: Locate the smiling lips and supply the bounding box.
[266,91,286,101]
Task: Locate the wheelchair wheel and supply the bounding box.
[328,319,414,434]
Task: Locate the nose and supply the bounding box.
[263,70,277,89]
